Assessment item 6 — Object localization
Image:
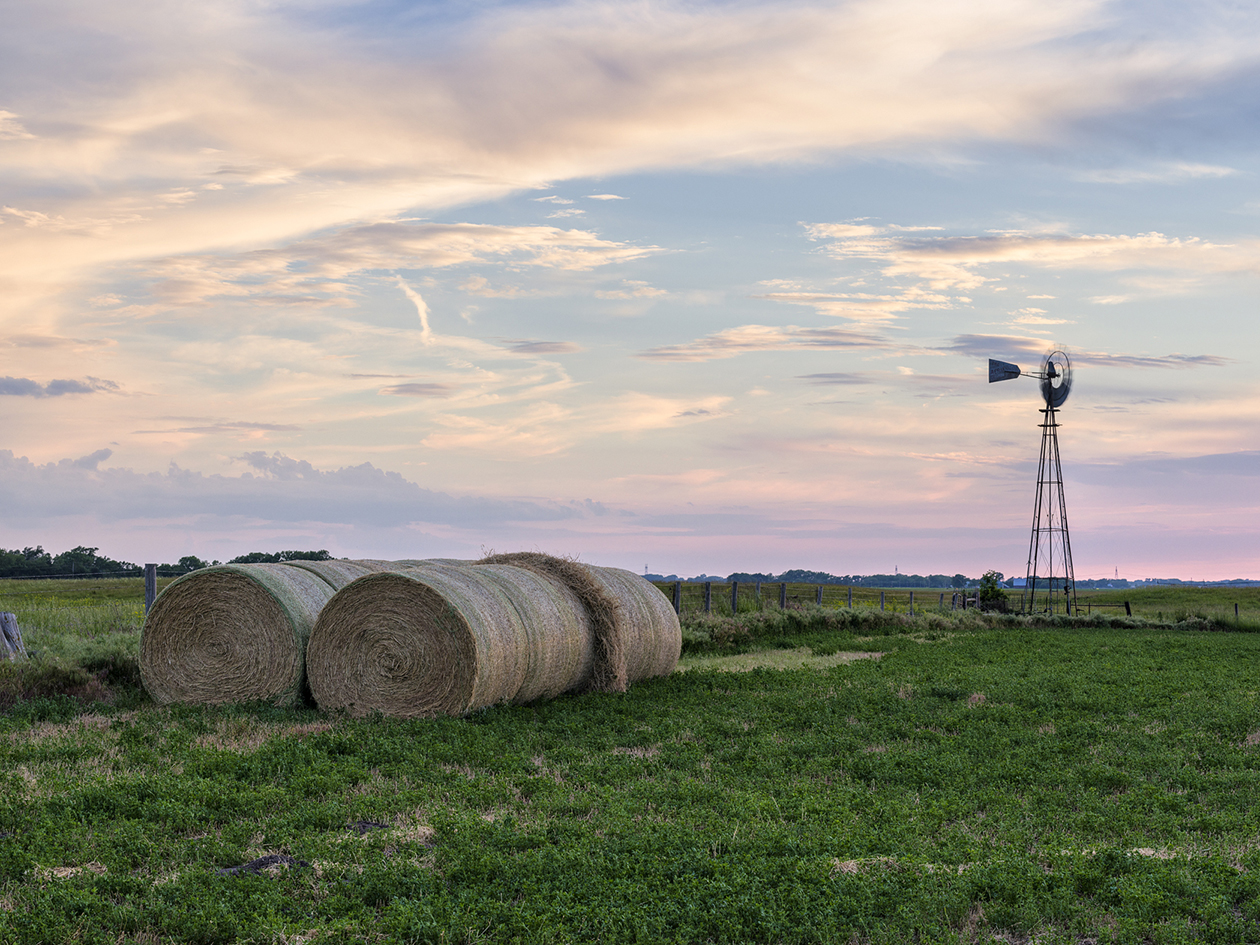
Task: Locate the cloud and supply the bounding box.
[0,376,119,397]
[0,448,589,530]
[806,225,1260,292]
[504,340,583,355]
[595,280,668,300]
[798,372,871,386]
[395,276,433,345]
[586,194,625,200]
[135,419,302,436]
[379,383,457,397]
[0,110,35,140]
[0,334,114,350]
[1076,162,1240,184]
[419,392,731,456]
[121,222,662,312]
[943,334,1231,369]
[638,324,894,362]
[755,288,954,323]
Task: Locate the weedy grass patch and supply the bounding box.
[3,588,1260,941]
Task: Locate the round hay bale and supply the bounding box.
[140,564,336,706]
[584,566,681,683]
[283,559,377,590]
[471,564,594,702]
[478,552,625,692]
[306,566,535,717]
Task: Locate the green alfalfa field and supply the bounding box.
[2,579,1260,943]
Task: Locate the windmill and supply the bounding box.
[989,350,1077,615]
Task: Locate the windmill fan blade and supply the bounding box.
[988,359,1022,383]
[1040,350,1072,407]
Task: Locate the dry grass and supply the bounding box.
[676,648,882,674]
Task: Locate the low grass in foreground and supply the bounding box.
[2,588,1260,942]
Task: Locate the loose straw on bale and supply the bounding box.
[284,559,378,590]
[140,564,338,707]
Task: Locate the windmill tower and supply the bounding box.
[989,350,1078,615]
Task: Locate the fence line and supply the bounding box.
[655,581,980,616]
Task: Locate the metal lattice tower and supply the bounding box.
[1023,403,1077,615]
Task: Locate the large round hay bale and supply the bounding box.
[477,554,681,691]
[584,566,681,684]
[140,564,337,707]
[472,564,594,702]
[478,552,625,691]
[306,565,537,717]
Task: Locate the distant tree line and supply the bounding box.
[0,546,332,579]
[647,570,979,588]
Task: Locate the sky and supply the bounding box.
[2,0,1258,580]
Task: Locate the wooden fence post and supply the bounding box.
[1,612,25,660]
[939,592,944,608]
[1124,600,1131,616]
[779,583,787,609]
[909,590,914,615]
[816,584,822,606]
[672,581,681,614]
[731,581,739,615]
[704,582,712,613]
[880,591,885,612]
[1236,602,1240,620]
[848,586,852,608]
[144,563,158,614]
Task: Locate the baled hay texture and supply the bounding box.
[470,564,594,702]
[583,566,682,684]
[349,558,407,570]
[478,552,626,693]
[306,566,532,718]
[141,564,336,707]
[283,559,377,590]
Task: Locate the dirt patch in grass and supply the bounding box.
[675,648,883,674]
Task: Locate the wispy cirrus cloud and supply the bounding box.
[805,224,1260,292]
[106,222,660,313]
[638,324,895,362]
[942,334,1232,369]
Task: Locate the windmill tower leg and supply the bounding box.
[1023,405,1077,615]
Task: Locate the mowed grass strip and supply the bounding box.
[3,623,1260,942]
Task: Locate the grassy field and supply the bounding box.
[2,582,1260,942]
[654,579,1260,625]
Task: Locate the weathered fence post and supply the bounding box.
[1,612,25,660]
[145,563,158,614]
[909,590,914,615]
[755,581,761,604]
[1236,602,1240,620]
[779,583,787,608]
[847,586,852,608]
[731,581,739,615]
[672,581,681,615]
[704,582,712,613]
[1124,601,1131,616]
[816,584,822,606]
[939,592,944,609]
[880,591,885,612]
